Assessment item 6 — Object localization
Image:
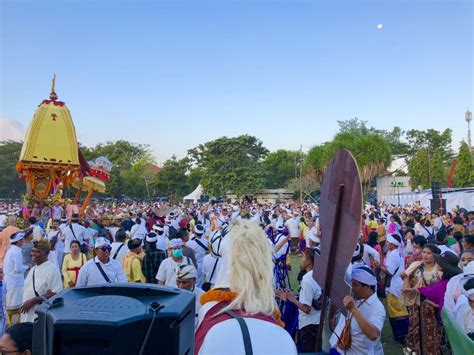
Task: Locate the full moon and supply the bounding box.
[377,24,383,29]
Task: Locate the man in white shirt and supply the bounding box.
[156,239,192,287]
[20,239,63,323]
[62,214,87,253]
[284,212,300,253]
[76,237,127,287]
[304,218,319,248]
[381,234,408,343]
[445,255,474,312]
[46,219,64,269]
[201,253,221,290]
[152,224,169,252]
[279,247,322,353]
[110,229,129,264]
[175,264,204,328]
[4,232,26,325]
[330,265,386,355]
[186,224,209,287]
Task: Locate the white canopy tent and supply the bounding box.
[380,188,474,211]
[183,184,204,203]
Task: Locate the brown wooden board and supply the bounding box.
[313,149,362,313]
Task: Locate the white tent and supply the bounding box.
[183,184,203,203]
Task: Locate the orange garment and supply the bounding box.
[0,226,20,267]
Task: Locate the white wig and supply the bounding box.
[222,218,276,316]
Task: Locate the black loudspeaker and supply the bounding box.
[431,181,442,199]
[430,198,447,214]
[33,284,195,355]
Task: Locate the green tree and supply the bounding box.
[0,140,26,199]
[452,141,474,187]
[431,149,447,185]
[188,135,269,198]
[188,167,204,190]
[304,132,392,195]
[152,156,191,203]
[337,118,409,155]
[80,140,154,197]
[407,149,429,189]
[262,150,301,189]
[405,128,453,162]
[407,148,446,189]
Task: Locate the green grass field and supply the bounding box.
[287,254,404,355]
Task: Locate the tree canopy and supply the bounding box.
[0,120,469,200]
[262,149,301,189]
[452,141,474,188]
[0,141,25,199]
[188,135,268,197]
[305,132,392,194]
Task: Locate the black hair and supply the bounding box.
[351,244,364,263]
[454,231,464,253]
[6,322,33,352]
[464,277,474,291]
[368,231,378,248]
[69,240,81,248]
[28,216,36,224]
[436,229,447,244]
[23,227,33,238]
[405,228,415,236]
[115,228,127,242]
[465,235,474,247]
[127,238,141,250]
[423,243,441,254]
[453,216,464,225]
[413,235,427,248]
[177,228,189,240]
[392,214,402,226]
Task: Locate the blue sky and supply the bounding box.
[1,0,472,164]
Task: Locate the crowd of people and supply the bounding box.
[0,199,473,354]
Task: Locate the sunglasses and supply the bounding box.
[98,246,112,252]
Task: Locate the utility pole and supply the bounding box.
[466,109,472,149]
[299,144,303,203]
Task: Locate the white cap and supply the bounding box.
[146,232,158,243]
[463,261,474,276]
[153,224,164,232]
[10,232,25,244]
[176,264,197,280]
[194,224,205,235]
[170,239,183,248]
[95,237,111,248]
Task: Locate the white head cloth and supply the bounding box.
[351,265,377,286]
[387,234,402,247]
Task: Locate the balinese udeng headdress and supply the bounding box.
[351,264,377,286]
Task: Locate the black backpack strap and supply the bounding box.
[32,268,40,297]
[193,237,208,252]
[208,257,219,284]
[69,224,78,241]
[113,243,125,260]
[225,310,253,355]
[95,262,111,283]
